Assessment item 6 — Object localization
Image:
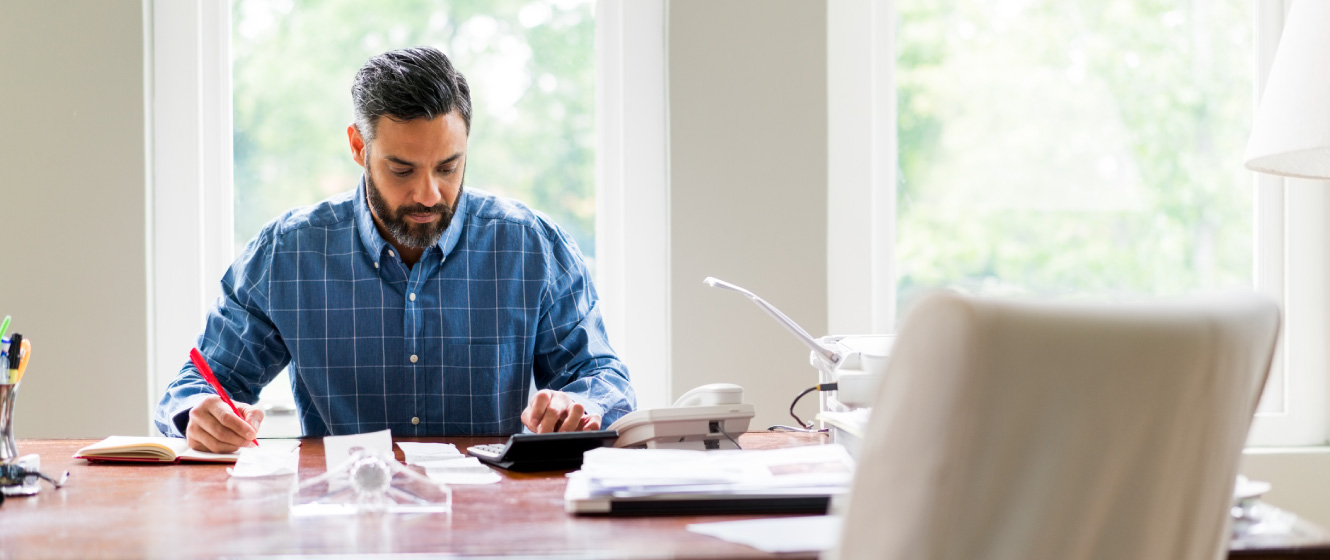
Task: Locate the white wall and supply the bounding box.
[669,0,828,429]
[0,0,150,437]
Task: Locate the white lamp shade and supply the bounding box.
[1245,0,1330,179]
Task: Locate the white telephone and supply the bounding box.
[608,383,756,450]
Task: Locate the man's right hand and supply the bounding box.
[186,396,264,453]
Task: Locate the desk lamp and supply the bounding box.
[1244,0,1330,179]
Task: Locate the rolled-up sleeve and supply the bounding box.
[153,223,292,437]
[532,222,636,426]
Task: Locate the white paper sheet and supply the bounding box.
[227,441,301,478]
[322,429,393,472]
[396,442,464,465]
[686,515,841,554]
[418,457,502,485]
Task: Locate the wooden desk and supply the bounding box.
[1,433,1328,559]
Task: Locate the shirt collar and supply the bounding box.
[354,176,470,264]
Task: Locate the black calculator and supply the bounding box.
[466,430,619,472]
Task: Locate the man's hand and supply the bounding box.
[521,390,602,433]
[186,396,264,453]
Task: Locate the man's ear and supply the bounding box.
[348,124,367,167]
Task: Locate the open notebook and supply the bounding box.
[74,436,301,463]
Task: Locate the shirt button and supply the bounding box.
[410,354,418,363]
[411,416,420,425]
[409,293,416,301]
[374,262,379,269]
[388,250,395,257]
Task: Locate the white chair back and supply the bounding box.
[830,291,1280,560]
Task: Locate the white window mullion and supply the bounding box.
[148,0,232,430]
[827,0,897,336]
[595,0,670,409]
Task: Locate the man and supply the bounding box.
[154,46,635,452]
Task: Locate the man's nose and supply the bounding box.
[414,175,444,208]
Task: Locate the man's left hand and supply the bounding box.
[521,389,603,433]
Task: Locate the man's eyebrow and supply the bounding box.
[383,153,463,167]
[385,155,417,167]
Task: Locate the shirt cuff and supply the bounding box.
[562,391,606,420]
[172,408,191,437]
[161,393,211,438]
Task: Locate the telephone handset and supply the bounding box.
[608,383,756,450]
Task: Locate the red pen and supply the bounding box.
[189,348,260,447]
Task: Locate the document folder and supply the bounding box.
[564,476,834,515]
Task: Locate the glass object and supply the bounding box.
[291,447,453,515]
[0,382,18,462]
[895,0,1254,308]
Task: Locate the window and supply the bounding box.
[829,1,1328,446]
[895,0,1253,301]
[150,0,668,434]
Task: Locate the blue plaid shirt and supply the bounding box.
[154,180,635,437]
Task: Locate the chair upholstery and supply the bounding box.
[830,291,1280,560]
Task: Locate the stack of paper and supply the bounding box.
[565,444,854,515]
[396,442,500,485]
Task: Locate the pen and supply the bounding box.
[189,348,260,447]
[7,333,22,384]
[0,315,10,342]
[15,339,31,383]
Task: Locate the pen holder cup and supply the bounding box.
[0,382,18,462]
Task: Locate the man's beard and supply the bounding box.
[365,167,460,249]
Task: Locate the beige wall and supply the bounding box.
[669,0,828,428]
[1241,449,1330,527]
[0,0,149,437]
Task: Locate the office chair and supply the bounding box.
[829,291,1280,560]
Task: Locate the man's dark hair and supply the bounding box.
[352,46,472,141]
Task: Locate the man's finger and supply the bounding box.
[212,404,258,441]
[241,405,265,430]
[196,412,252,449]
[523,391,552,431]
[537,407,562,433]
[577,414,602,432]
[537,396,564,434]
[188,424,238,453]
[530,391,552,420]
[195,402,256,447]
[558,403,585,432]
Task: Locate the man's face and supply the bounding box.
[350,111,468,249]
